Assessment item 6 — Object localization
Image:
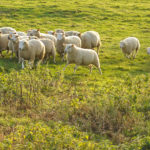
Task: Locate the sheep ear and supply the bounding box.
[37,29,40,31]
[72,44,74,47]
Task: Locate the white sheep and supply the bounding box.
[65,31,80,37]
[63,44,102,74]
[120,37,140,59]
[19,39,45,69]
[80,31,101,55]
[147,47,150,55]
[0,32,9,57]
[0,27,16,34]
[56,32,81,58]
[40,39,56,63]
[16,31,26,36]
[10,34,30,58]
[27,29,57,46]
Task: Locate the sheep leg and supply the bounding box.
[98,67,102,75]
[74,65,78,73]
[89,65,93,74]
[53,56,56,64]
[97,44,100,55]
[63,63,69,71]
[21,58,25,69]
[28,60,34,69]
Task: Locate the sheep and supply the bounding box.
[120,37,140,59]
[65,31,80,37]
[27,29,57,46]
[40,39,56,63]
[19,39,45,69]
[9,34,38,60]
[55,29,64,33]
[10,34,30,58]
[16,31,26,36]
[147,47,150,55]
[79,31,101,55]
[56,32,81,58]
[0,32,9,57]
[47,31,55,35]
[0,27,16,34]
[63,44,102,74]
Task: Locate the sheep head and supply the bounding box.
[56,33,65,41]
[19,40,28,51]
[64,44,74,54]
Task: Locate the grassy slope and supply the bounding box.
[0,0,150,149]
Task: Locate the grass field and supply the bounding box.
[0,0,150,149]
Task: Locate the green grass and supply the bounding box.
[0,0,150,149]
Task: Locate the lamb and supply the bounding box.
[147,47,150,55]
[19,39,45,69]
[79,31,101,55]
[27,29,57,46]
[65,31,80,37]
[0,32,9,57]
[40,39,56,63]
[120,37,140,59]
[63,44,102,74]
[0,27,16,34]
[56,32,81,58]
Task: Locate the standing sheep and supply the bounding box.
[19,39,45,69]
[63,44,102,74]
[27,29,57,46]
[65,31,80,37]
[80,31,101,55]
[120,37,140,59]
[40,39,56,63]
[56,33,81,58]
[0,27,16,34]
[0,32,9,57]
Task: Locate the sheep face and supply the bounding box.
[28,29,40,37]
[120,41,125,48]
[19,40,28,51]
[64,44,74,54]
[56,33,65,41]
[11,34,19,43]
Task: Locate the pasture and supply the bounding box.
[0,0,150,149]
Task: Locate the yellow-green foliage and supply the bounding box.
[0,0,150,149]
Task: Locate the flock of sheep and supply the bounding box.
[0,26,147,74]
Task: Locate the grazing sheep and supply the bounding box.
[80,31,101,55]
[0,32,9,57]
[120,37,140,59]
[40,39,56,63]
[65,31,80,37]
[56,32,81,58]
[19,39,45,69]
[0,27,16,34]
[147,47,150,55]
[63,44,102,74]
[27,29,57,46]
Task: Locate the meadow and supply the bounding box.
[0,0,150,149]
